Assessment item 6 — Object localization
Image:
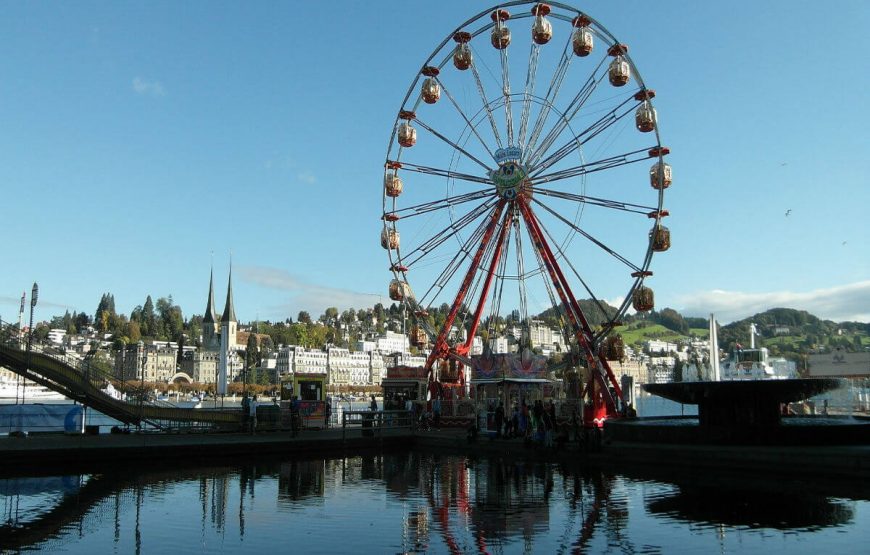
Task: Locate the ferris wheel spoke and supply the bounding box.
[396,161,493,186]
[532,200,620,320]
[530,146,654,183]
[414,209,494,308]
[389,189,494,220]
[512,215,530,325]
[526,59,608,166]
[530,95,636,174]
[523,32,575,156]
[401,198,498,270]
[533,187,657,215]
[517,198,597,352]
[530,196,644,273]
[413,117,493,172]
[517,43,542,150]
[499,39,514,146]
[469,60,505,150]
[435,78,499,164]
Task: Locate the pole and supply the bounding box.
[23,283,38,404]
[138,340,145,428]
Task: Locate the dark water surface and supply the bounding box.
[0,451,865,554]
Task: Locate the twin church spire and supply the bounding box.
[202,264,237,352]
[203,265,236,325]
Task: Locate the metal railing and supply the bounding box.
[340,410,414,443]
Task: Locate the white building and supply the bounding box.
[470,335,483,356]
[529,320,566,352]
[489,336,510,354]
[646,340,679,355]
[47,329,66,345]
[376,330,409,354]
[276,346,329,376]
[327,347,383,386]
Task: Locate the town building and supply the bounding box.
[47,329,67,345]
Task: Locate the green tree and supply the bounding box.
[297,311,312,324]
[308,324,328,348]
[245,333,259,385]
[126,320,142,344]
[142,296,156,338]
[323,307,339,324]
[289,323,309,347]
[156,296,184,342]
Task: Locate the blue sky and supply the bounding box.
[0,0,867,326]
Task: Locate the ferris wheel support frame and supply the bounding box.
[517,196,623,422]
[423,199,508,382]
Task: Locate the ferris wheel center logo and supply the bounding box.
[490,160,528,199]
[495,146,523,164]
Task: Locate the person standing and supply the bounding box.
[433,395,442,429]
[495,401,505,438]
[290,395,301,437]
[241,394,251,433]
[248,395,258,434]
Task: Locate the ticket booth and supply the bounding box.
[280,373,328,429]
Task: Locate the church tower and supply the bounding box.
[202,267,220,351]
[217,266,238,395]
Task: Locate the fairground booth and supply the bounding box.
[470,352,561,430]
[382,365,428,412]
[280,373,327,428]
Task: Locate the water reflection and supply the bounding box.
[646,485,855,530]
[0,454,863,553]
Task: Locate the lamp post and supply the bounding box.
[22,282,38,404]
[138,340,146,428]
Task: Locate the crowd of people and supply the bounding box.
[472,399,595,450]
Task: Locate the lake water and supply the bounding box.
[0,450,865,554]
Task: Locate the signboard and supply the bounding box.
[808,349,870,377]
[386,365,428,380]
[471,353,549,381]
[298,400,326,420]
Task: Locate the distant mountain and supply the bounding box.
[716,308,869,351]
[535,299,619,328]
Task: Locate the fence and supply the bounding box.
[340,410,413,443]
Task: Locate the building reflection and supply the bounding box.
[277,459,325,505]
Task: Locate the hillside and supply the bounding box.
[613,307,869,360]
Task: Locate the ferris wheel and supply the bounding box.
[381,1,671,423]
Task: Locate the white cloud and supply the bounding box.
[239,266,381,319]
[132,77,165,97]
[674,280,870,324]
[296,171,316,184]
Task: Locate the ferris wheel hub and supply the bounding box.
[490,148,530,200]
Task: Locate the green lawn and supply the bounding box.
[617,322,686,347]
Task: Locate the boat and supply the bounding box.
[720,346,793,380]
[685,318,795,382]
[0,377,67,401]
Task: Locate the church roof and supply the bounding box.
[221,267,237,323]
[203,268,218,324]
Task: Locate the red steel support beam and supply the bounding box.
[460,207,513,356]
[516,197,623,412]
[424,199,508,378]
